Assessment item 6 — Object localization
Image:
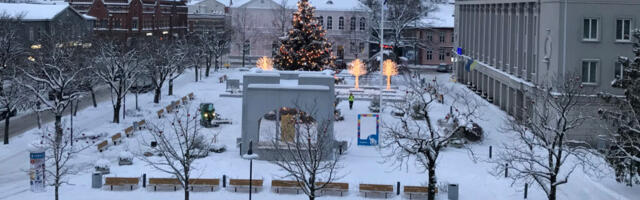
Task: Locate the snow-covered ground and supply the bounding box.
[1,69,638,200]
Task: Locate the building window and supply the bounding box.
[317,16,323,27]
[132,17,139,30]
[327,16,332,29]
[581,60,598,83]
[615,61,623,79]
[439,48,445,61]
[338,17,344,30]
[439,32,445,42]
[350,17,356,30]
[427,32,433,42]
[359,42,365,53]
[426,50,433,60]
[359,17,365,30]
[583,18,598,41]
[451,34,454,43]
[115,20,121,28]
[616,19,631,41]
[101,20,108,28]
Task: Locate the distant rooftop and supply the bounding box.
[418,3,454,28]
[217,0,367,11]
[0,2,69,21]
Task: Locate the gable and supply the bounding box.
[240,0,282,9]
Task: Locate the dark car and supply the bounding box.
[437,63,451,72]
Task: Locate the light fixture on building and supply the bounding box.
[30,44,41,49]
[146,32,153,36]
[162,31,169,35]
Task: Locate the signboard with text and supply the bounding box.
[30,151,45,192]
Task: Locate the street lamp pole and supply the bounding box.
[243,141,258,200]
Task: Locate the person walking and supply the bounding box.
[348,93,354,110]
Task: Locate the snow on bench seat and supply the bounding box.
[360,183,394,198]
[318,182,349,196]
[104,177,139,191]
[271,180,301,194]
[189,178,220,191]
[148,178,181,191]
[404,185,437,199]
[229,179,263,193]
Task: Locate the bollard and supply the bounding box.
[239,143,242,156]
[339,145,343,155]
[505,164,509,177]
[524,183,528,199]
[142,174,147,188]
[396,182,400,195]
[223,175,227,188]
[489,146,492,159]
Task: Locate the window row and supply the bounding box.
[317,16,366,31]
[425,48,451,61]
[420,31,454,43]
[580,59,627,85]
[583,18,633,42]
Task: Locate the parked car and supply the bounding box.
[437,63,451,72]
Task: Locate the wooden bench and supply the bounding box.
[360,184,394,198]
[317,182,349,196]
[229,179,263,193]
[173,101,181,108]
[157,109,164,118]
[188,93,194,100]
[404,186,437,199]
[148,178,182,191]
[104,177,139,191]
[181,96,188,104]
[165,105,174,113]
[137,120,146,130]
[189,178,220,191]
[124,126,135,137]
[111,133,122,145]
[272,180,301,194]
[97,140,108,152]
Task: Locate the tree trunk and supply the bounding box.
[184,181,190,200]
[3,112,9,144]
[90,87,97,107]
[168,79,174,96]
[113,98,121,123]
[308,186,315,200]
[205,62,211,77]
[54,115,62,144]
[36,111,41,129]
[214,57,219,72]
[154,88,161,104]
[194,66,198,82]
[73,100,79,116]
[55,184,59,200]
[548,174,557,200]
[427,162,437,200]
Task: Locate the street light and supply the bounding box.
[242,141,259,200]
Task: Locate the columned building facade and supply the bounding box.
[454,0,640,142]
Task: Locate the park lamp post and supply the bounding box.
[242,141,259,200]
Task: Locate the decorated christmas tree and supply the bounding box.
[275,0,335,71]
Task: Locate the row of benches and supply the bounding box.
[103,177,435,198]
[157,93,195,118]
[97,92,196,153]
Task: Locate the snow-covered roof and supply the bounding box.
[0,3,70,21]
[419,3,454,28]
[220,0,367,11]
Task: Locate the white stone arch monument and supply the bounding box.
[240,70,336,160]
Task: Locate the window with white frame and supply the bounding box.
[427,32,433,42]
[327,16,332,29]
[581,60,598,83]
[426,50,433,60]
[615,61,624,79]
[583,18,598,40]
[616,19,631,41]
[359,17,365,30]
[339,17,344,30]
[439,48,445,61]
[317,16,323,27]
[439,32,445,42]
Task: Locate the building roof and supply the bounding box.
[419,3,454,28]
[0,2,70,21]
[218,0,367,11]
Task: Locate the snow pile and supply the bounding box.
[119,151,133,160]
[27,140,45,153]
[419,3,454,28]
[94,159,110,169]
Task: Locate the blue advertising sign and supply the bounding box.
[30,151,45,192]
[357,114,380,146]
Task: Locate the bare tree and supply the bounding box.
[140,38,185,103]
[271,0,292,38]
[94,41,142,123]
[381,75,481,200]
[201,30,230,76]
[138,105,210,200]
[232,7,257,68]
[365,0,436,62]
[1,75,29,144]
[39,125,90,200]
[599,29,640,186]
[184,33,205,82]
[269,106,343,200]
[20,28,88,143]
[0,12,24,94]
[493,76,595,200]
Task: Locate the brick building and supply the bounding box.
[405,2,454,66]
[67,0,188,40]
